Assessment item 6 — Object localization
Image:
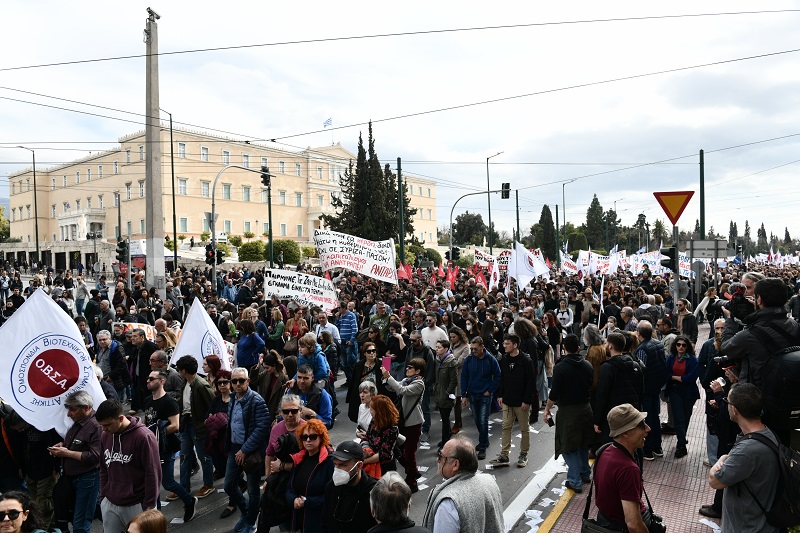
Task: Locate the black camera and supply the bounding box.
[709,282,755,321]
[712,356,733,367]
[649,513,666,533]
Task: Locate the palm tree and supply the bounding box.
[652,219,669,248]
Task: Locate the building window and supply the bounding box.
[27,207,32,219]
[75,199,81,210]
[75,172,80,184]
[224,220,231,234]
[262,222,269,234]
[280,223,287,236]
[127,221,132,235]
[261,157,268,168]
[139,181,145,198]
[296,224,303,237]
[140,219,145,234]
[279,191,286,205]
[86,168,91,181]
[114,161,119,174]
[317,167,323,179]
[63,175,67,187]
[428,188,431,197]
[428,209,432,220]
[139,145,144,161]
[201,146,209,161]
[278,161,285,173]
[201,181,210,197]
[295,193,302,207]
[11,183,15,195]
[239,186,249,202]
[428,232,433,241]
[317,194,323,206]
[178,179,188,195]
[51,178,56,190]
[222,150,230,164]
[179,218,188,232]
[87,197,92,209]
[295,163,301,176]
[261,190,268,203]
[51,205,56,217]
[126,183,132,200]
[178,142,186,158]
[244,221,251,233]
[222,184,231,200]
[126,149,131,163]
[242,154,250,168]
[99,195,104,209]
[10,209,15,222]
[418,186,422,196]
[98,165,103,177]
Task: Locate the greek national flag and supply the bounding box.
[635,246,646,254]
[323,118,332,128]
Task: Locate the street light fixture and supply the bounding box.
[486,151,503,255]
[17,146,39,265]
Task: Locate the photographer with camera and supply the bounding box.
[721,275,798,446]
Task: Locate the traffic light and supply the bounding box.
[205,244,215,265]
[452,247,461,261]
[261,165,272,187]
[445,250,451,260]
[737,244,743,257]
[115,239,128,263]
[660,246,678,272]
[501,183,510,199]
[216,249,224,265]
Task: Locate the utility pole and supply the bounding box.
[699,149,705,238]
[162,109,178,271]
[555,204,560,266]
[515,190,520,243]
[397,157,405,265]
[486,151,503,255]
[144,8,166,298]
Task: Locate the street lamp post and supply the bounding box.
[486,151,503,255]
[450,188,505,261]
[17,146,39,265]
[160,108,179,271]
[211,165,264,293]
[86,231,99,273]
[561,178,577,252]
[613,197,624,250]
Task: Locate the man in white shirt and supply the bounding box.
[421,312,448,349]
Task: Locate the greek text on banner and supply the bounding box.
[313,229,397,284]
[263,268,339,312]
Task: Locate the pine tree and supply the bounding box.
[757,222,768,251]
[785,227,791,245]
[538,205,557,259]
[729,221,738,246]
[584,195,604,249]
[744,220,752,256]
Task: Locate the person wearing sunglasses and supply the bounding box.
[665,334,700,458]
[0,491,52,533]
[48,390,101,533]
[286,419,334,533]
[223,367,270,533]
[204,370,237,519]
[265,395,306,478]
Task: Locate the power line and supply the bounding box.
[2,9,797,72]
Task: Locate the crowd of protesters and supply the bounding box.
[0,255,798,532]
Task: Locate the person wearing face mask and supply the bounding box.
[322,441,378,532]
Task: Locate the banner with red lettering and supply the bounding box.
[0,289,106,437]
[314,229,397,284]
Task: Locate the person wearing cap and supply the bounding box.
[593,404,650,533]
[322,441,378,532]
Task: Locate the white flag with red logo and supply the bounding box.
[0,289,106,437]
[170,298,234,371]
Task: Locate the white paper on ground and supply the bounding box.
[218,488,226,493]
[539,497,556,507]
[418,477,427,483]
[530,428,540,434]
[170,518,184,524]
[418,466,429,472]
[160,501,169,507]
[698,519,721,532]
[525,509,543,520]
[551,487,565,496]
[418,484,429,490]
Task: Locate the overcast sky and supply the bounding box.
[2,1,800,245]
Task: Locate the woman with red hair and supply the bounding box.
[361,394,400,477]
[286,419,334,533]
[202,354,222,387]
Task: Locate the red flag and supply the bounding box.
[417,267,423,278]
[405,264,413,279]
[431,271,437,284]
[325,270,331,281]
[475,270,488,287]
[454,265,460,276]
[438,263,445,278]
[397,265,409,280]
[545,257,552,268]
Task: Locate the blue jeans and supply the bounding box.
[71,470,100,533]
[562,448,591,487]
[642,394,662,453]
[180,423,214,491]
[76,298,86,315]
[468,394,492,452]
[706,432,719,464]
[668,386,694,448]
[342,342,358,382]
[163,452,192,505]
[224,444,262,526]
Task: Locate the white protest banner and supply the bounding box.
[313,229,397,284]
[509,241,549,290]
[561,251,580,275]
[170,299,232,371]
[473,248,493,266]
[0,289,106,437]
[113,322,158,341]
[496,250,512,272]
[263,268,338,312]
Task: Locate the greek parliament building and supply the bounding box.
[5,128,438,270]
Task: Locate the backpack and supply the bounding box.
[743,432,800,529]
[748,322,800,430]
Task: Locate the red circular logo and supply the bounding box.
[28,350,79,398]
